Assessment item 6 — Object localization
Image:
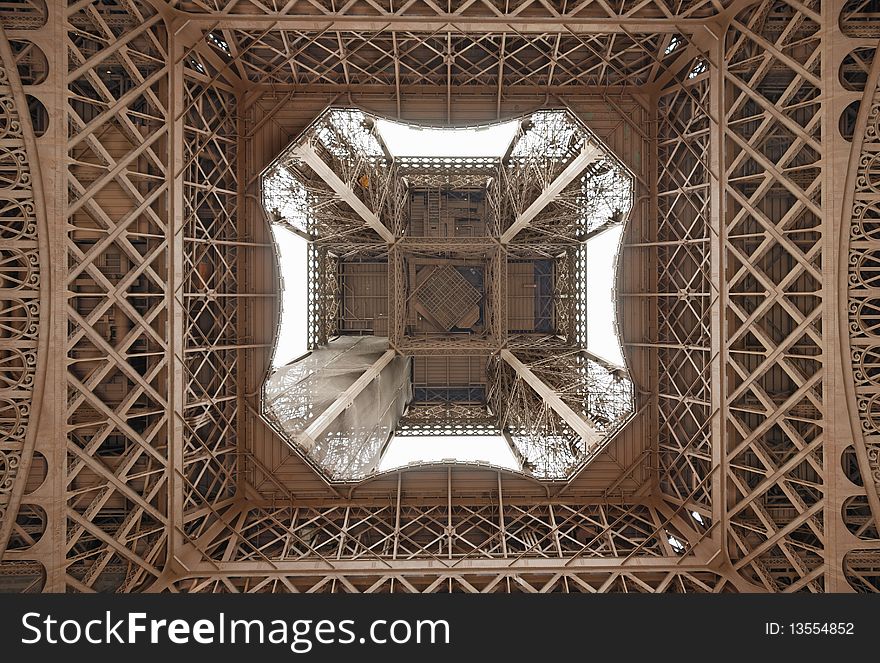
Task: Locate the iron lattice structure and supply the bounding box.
[260,106,635,481]
[0,0,877,594]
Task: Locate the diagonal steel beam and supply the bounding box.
[500,144,603,244]
[299,349,398,451]
[294,143,396,243]
[499,350,600,447]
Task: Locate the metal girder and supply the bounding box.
[294,144,396,243]
[500,350,601,448]
[4,0,880,595]
[172,14,705,35]
[298,349,397,451]
[184,556,704,575]
[500,144,603,244]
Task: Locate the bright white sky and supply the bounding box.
[271,122,626,471]
[586,224,625,366]
[375,118,519,157]
[379,435,519,471]
[271,224,308,368]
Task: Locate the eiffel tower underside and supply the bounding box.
[1,0,880,594]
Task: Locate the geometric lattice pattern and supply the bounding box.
[416,265,481,331]
[261,107,634,482]
[2,0,880,594]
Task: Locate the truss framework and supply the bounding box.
[261,105,635,481]
[0,0,879,593]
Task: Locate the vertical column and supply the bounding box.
[708,25,728,553]
[236,88,248,498]
[41,1,66,592]
[167,24,186,569]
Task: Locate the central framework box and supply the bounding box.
[389,238,506,355]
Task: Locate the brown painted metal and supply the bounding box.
[0,0,877,593]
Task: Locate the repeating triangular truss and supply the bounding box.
[0,0,878,593]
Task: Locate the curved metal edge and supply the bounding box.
[0,23,51,559]
[838,45,880,530]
